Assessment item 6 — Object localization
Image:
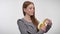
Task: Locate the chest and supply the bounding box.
[24,22,37,33]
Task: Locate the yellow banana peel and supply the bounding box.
[38,18,47,30]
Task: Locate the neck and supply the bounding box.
[24,14,32,22]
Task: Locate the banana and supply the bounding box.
[38,18,47,30]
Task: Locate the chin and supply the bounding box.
[31,14,33,16]
[30,14,34,17]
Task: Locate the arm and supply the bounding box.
[36,29,45,34]
[17,19,45,34]
[17,19,29,34]
[38,18,52,33]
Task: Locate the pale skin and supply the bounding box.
[23,4,52,32]
[23,4,35,23]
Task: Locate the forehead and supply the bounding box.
[27,4,34,8]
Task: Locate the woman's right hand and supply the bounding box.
[40,24,46,32]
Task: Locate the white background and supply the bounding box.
[0,0,60,34]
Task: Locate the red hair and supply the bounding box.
[22,1,39,31]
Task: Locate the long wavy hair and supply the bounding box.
[22,1,39,30]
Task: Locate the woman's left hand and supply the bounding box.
[40,18,52,32]
[45,18,52,25]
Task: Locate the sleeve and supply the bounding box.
[37,20,52,33]
[35,29,45,34]
[45,22,52,33]
[27,28,44,34]
[17,19,28,34]
[17,19,44,34]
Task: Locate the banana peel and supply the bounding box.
[38,18,47,30]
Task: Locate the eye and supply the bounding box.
[29,7,35,10]
[29,7,32,10]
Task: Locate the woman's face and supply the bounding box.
[24,4,35,16]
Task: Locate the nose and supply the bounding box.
[32,8,34,12]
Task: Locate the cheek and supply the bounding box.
[26,8,34,15]
[28,9,34,13]
[26,9,31,13]
[28,10,33,14]
[25,9,30,15]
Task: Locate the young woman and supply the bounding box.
[17,1,52,34]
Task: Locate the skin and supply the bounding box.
[23,4,35,23]
[23,4,52,32]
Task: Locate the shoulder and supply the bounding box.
[17,19,22,22]
[17,18,24,24]
[17,18,28,28]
